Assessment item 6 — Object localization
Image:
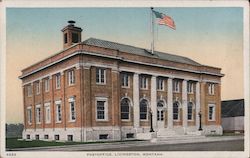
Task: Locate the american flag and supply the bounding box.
[158,14,176,30]
[153,10,176,30]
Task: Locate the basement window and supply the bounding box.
[44,135,49,139]
[35,135,39,140]
[67,135,73,141]
[54,135,60,141]
[126,133,134,138]
[99,134,108,140]
[26,134,30,140]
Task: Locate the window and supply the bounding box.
[64,33,67,44]
[54,135,60,140]
[173,80,180,92]
[121,74,129,87]
[27,107,32,124]
[140,76,148,89]
[173,101,179,120]
[55,101,62,122]
[45,103,51,124]
[36,82,40,95]
[126,133,134,138]
[68,70,75,85]
[68,97,76,121]
[26,135,30,139]
[157,78,164,90]
[35,135,39,140]
[67,135,73,141]
[96,97,108,121]
[27,85,32,97]
[121,98,130,120]
[208,83,215,95]
[187,102,193,120]
[140,99,148,120]
[187,82,194,94]
[208,104,216,121]
[44,135,49,139]
[44,79,50,92]
[99,134,108,140]
[36,105,41,124]
[55,74,61,89]
[96,68,106,84]
[72,33,79,43]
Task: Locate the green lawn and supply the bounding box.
[6,138,142,149]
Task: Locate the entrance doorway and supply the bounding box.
[157,100,165,128]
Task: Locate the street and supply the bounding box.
[97,140,243,151]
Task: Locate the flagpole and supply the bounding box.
[151,7,154,55]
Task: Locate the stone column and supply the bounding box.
[196,82,201,129]
[133,73,140,128]
[182,80,188,131]
[151,75,157,129]
[167,78,173,129]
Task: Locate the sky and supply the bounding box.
[6,7,244,123]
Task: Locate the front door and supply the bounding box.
[157,100,165,128]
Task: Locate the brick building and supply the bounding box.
[20,21,224,142]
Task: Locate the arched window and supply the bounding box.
[121,98,130,120]
[140,99,148,120]
[173,101,179,120]
[187,102,193,120]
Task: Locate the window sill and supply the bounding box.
[208,120,216,122]
[55,121,62,124]
[45,122,51,124]
[55,87,61,90]
[96,83,106,85]
[139,119,149,122]
[68,120,76,123]
[121,119,130,122]
[36,122,41,125]
[96,119,109,122]
[187,92,194,94]
[140,88,148,90]
[68,84,75,87]
[121,86,130,89]
[157,89,165,92]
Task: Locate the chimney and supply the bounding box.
[61,20,82,49]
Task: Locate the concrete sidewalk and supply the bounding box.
[9,135,244,151]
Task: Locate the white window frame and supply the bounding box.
[96,97,108,121]
[187,102,194,121]
[139,99,148,121]
[55,100,62,123]
[44,102,51,124]
[27,85,32,97]
[68,70,75,86]
[55,74,61,89]
[173,80,180,93]
[36,82,40,95]
[68,97,76,122]
[208,83,215,95]
[35,104,41,124]
[44,79,50,92]
[96,68,106,84]
[121,73,130,88]
[173,101,180,121]
[121,98,130,121]
[140,76,148,90]
[27,106,32,125]
[157,78,164,91]
[187,82,194,94]
[208,103,216,121]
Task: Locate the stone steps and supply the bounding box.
[157,134,206,141]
